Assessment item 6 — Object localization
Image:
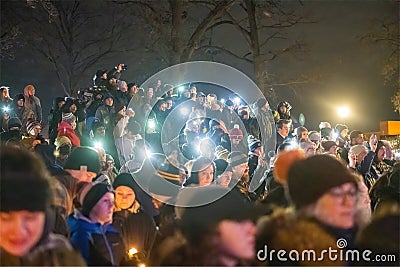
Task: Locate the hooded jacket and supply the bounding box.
[67,210,126,266]
[57,121,80,147]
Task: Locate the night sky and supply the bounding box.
[1,0,398,133]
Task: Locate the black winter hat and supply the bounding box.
[113,173,139,193]
[287,155,357,209]
[1,172,51,212]
[209,119,220,129]
[177,186,263,243]
[96,69,107,78]
[91,119,105,132]
[114,101,125,113]
[157,162,181,186]
[248,135,261,152]
[15,93,25,101]
[225,99,234,107]
[81,183,114,217]
[214,158,229,176]
[256,98,268,109]
[64,146,101,174]
[7,117,22,130]
[126,118,141,135]
[228,151,248,167]
[335,124,348,134]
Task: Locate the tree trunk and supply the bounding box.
[245,0,268,97]
[169,0,185,65]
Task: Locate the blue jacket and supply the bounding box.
[67,210,126,266]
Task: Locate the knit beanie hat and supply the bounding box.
[319,121,331,130]
[209,119,220,129]
[248,135,261,152]
[126,118,141,135]
[113,173,139,192]
[273,149,306,185]
[1,173,51,212]
[320,128,333,140]
[215,145,229,160]
[64,146,101,174]
[321,140,337,151]
[81,183,114,217]
[62,112,76,125]
[335,124,348,134]
[104,93,114,100]
[62,98,74,113]
[26,120,41,134]
[7,117,22,130]
[229,124,243,140]
[214,158,230,176]
[177,186,262,244]
[96,69,107,78]
[228,151,248,167]
[299,140,316,153]
[15,93,25,101]
[1,145,53,213]
[256,98,268,109]
[54,136,72,149]
[308,131,321,142]
[349,130,363,141]
[91,119,105,132]
[114,101,125,113]
[287,155,357,209]
[225,99,234,107]
[156,162,181,186]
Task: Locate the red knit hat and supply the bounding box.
[229,124,243,140]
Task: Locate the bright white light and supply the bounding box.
[180,107,189,115]
[128,247,138,256]
[94,142,103,149]
[220,98,225,103]
[234,97,240,105]
[2,106,9,112]
[178,86,185,92]
[146,148,153,158]
[332,132,338,139]
[289,140,298,149]
[148,119,156,129]
[337,106,350,118]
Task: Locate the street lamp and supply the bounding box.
[337,106,350,118]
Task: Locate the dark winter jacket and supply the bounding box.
[67,210,127,266]
[112,210,157,260]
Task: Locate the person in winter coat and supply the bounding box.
[160,186,260,266]
[0,145,85,266]
[112,173,157,262]
[23,84,42,123]
[67,182,128,266]
[48,97,65,144]
[57,112,80,147]
[257,155,360,266]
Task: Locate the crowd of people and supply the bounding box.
[0,64,399,266]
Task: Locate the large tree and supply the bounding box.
[116,0,235,65]
[362,10,400,114]
[198,0,310,97]
[7,0,141,95]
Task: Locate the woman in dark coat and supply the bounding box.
[112,173,157,262]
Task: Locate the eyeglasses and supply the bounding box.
[328,188,357,202]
